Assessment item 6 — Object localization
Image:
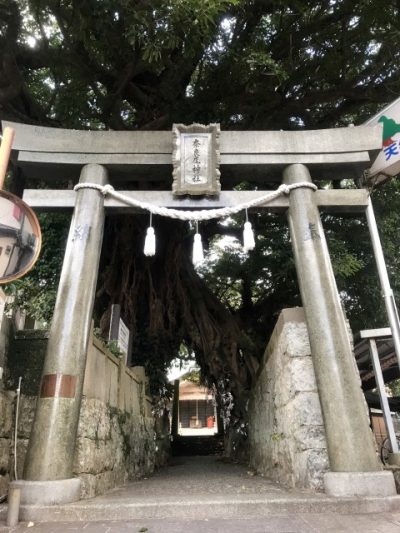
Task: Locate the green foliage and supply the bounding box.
[181,370,201,384]
[4,213,70,324]
[93,329,124,358]
[330,179,400,332]
[107,404,132,457]
[271,432,285,442]
[199,210,299,346]
[2,1,400,129]
[327,230,365,279]
[106,340,123,358]
[387,380,400,398]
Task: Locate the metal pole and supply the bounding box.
[366,197,400,369]
[369,339,399,453]
[13,377,22,480]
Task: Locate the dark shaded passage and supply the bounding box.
[171,435,224,456]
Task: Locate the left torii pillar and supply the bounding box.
[12,164,108,505]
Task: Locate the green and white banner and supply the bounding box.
[366,96,400,178]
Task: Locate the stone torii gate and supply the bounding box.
[3,120,397,504]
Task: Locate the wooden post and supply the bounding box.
[0,127,15,189]
[171,379,180,438]
[6,487,20,527]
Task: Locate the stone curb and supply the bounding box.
[1,494,400,522]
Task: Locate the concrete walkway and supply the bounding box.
[1,456,400,531]
[1,514,400,532]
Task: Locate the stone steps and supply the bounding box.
[2,494,400,522]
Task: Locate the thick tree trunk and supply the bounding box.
[96,216,258,441]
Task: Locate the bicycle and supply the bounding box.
[380,435,400,465]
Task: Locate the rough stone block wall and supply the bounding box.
[248,308,329,491]
[0,392,36,496]
[74,398,156,498]
[0,390,13,496]
[0,329,166,499]
[0,394,157,499]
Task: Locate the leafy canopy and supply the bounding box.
[2,0,400,129]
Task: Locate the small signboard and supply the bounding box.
[109,304,131,365]
[117,318,130,359]
[365,96,400,182]
[172,123,221,196]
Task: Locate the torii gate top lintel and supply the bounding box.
[3,120,382,186]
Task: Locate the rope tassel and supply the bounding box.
[243,222,255,251]
[192,222,204,265]
[144,213,156,256]
[243,210,256,252]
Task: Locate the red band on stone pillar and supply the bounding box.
[40,374,76,398]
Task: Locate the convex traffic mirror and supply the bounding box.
[0,190,41,283]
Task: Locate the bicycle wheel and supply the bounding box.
[380,437,392,465]
[380,437,400,464]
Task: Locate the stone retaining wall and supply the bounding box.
[74,397,156,498]
[0,390,15,496]
[0,328,167,499]
[248,308,329,491]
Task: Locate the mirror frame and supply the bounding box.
[0,190,42,284]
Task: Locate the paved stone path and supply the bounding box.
[2,514,400,532]
[94,455,287,498]
[1,457,400,531]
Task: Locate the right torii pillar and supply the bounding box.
[283,164,396,497]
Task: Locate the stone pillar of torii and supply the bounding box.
[3,112,400,504]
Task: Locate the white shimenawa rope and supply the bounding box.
[74,181,317,261]
[74,182,317,221]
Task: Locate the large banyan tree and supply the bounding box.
[2,0,400,447]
